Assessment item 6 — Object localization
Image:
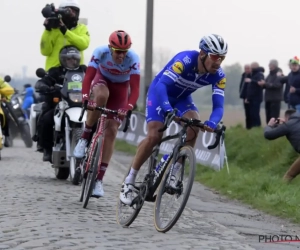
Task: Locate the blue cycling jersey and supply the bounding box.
[148,50,226,124]
[88,45,140,83]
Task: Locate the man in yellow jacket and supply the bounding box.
[40,0,90,71]
[0,76,15,148]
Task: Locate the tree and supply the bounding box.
[223,63,243,106]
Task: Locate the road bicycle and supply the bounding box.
[78,101,131,208]
[116,108,226,232]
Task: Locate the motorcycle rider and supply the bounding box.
[40,0,90,71]
[35,45,86,162]
[22,84,35,119]
[0,76,15,147]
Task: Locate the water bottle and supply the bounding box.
[155,154,169,174]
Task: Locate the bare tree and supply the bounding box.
[140,47,174,76]
[152,47,174,75]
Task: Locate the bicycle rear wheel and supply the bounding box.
[82,137,102,208]
[154,146,196,233]
[116,153,154,227]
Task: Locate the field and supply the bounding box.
[200,105,288,127]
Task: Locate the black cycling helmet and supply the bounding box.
[59,45,81,70]
[4,75,11,82]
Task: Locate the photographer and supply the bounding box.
[40,0,90,71]
[264,109,300,181]
[35,46,87,162]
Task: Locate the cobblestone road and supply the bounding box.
[0,140,299,250]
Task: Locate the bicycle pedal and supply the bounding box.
[165,185,178,195]
[91,194,101,199]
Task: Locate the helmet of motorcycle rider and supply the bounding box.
[59,46,81,70]
[59,0,80,9]
[4,75,11,83]
[59,0,80,21]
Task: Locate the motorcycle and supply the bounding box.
[0,94,4,160]
[8,93,21,140]
[1,93,33,148]
[30,68,87,183]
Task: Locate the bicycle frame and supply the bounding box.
[84,113,107,175]
[78,101,132,177]
[145,123,191,199]
[140,116,225,203]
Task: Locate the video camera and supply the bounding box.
[41,3,72,28]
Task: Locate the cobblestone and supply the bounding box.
[0,140,285,249]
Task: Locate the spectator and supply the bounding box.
[258,59,283,124]
[239,64,252,129]
[264,109,300,182]
[241,62,265,128]
[40,0,90,71]
[285,57,300,112]
[281,57,298,108]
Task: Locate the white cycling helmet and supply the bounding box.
[59,0,80,9]
[199,34,228,55]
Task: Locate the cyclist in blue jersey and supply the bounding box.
[74,30,140,197]
[120,34,228,205]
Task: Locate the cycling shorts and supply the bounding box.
[90,68,129,121]
[145,90,198,123]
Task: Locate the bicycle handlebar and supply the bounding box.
[158,108,226,150]
[78,100,132,133]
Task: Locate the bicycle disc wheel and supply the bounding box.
[116,152,154,227]
[82,138,102,208]
[154,146,196,233]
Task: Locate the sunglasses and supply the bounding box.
[208,53,226,62]
[111,47,128,54]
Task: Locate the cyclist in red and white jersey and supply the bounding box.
[74,30,140,197]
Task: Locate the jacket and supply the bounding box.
[0,77,14,101]
[263,67,283,102]
[0,77,14,121]
[280,73,290,103]
[40,24,90,71]
[239,72,251,99]
[242,67,265,102]
[22,86,35,110]
[264,113,300,153]
[286,70,300,106]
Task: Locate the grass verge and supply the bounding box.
[114,125,300,223]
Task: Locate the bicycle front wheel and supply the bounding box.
[79,158,87,202]
[154,146,196,233]
[116,152,153,227]
[82,137,102,208]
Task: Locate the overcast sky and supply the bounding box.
[1,0,299,78]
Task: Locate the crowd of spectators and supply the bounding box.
[239,57,300,129]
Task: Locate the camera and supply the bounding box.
[41,4,72,28]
